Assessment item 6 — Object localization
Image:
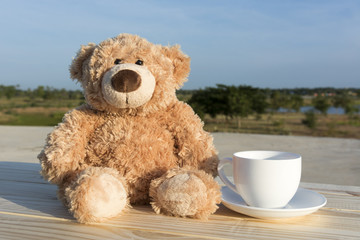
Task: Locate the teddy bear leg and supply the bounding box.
[149,167,221,220]
[64,167,128,223]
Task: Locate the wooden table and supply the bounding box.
[1,161,359,239]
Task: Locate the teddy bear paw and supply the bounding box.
[65,167,128,223]
[150,168,221,220]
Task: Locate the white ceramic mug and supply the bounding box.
[218,151,302,209]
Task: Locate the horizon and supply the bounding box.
[2,83,359,92]
[1,0,360,90]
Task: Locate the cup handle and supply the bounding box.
[218,157,237,193]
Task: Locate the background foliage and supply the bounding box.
[1,84,359,138]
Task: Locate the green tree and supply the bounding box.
[188,87,224,118]
[312,96,330,115]
[34,86,45,99]
[247,87,266,114]
[332,93,357,115]
[0,85,4,98]
[4,86,16,99]
[43,86,54,100]
[302,110,317,129]
[188,84,267,125]
[269,91,289,112]
[289,94,304,112]
[217,85,254,119]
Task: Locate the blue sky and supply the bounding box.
[1,0,359,90]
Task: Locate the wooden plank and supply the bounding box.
[1,162,360,239]
[0,214,196,240]
[0,162,44,184]
[300,182,360,195]
[1,168,360,218]
[1,203,359,239]
[1,186,360,240]
[103,205,360,239]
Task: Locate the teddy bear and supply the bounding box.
[38,33,221,223]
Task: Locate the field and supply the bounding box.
[0,97,84,126]
[1,96,359,139]
[202,113,360,139]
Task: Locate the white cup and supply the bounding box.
[218,151,301,209]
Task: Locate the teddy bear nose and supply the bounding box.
[111,69,141,93]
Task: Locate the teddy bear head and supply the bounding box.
[70,33,190,115]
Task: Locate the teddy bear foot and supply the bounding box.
[64,167,128,223]
[150,167,221,220]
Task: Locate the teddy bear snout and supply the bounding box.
[102,63,156,109]
[111,70,141,93]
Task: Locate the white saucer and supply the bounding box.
[221,186,327,219]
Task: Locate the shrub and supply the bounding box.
[302,110,317,129]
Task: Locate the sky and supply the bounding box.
[0,0,359,90]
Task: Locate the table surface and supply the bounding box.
[1,161,360,240]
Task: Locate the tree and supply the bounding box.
[269,91,289,112]
[218,85,254,119]
[312,96,330,115]
[289,94,304,112]
[188,87,224,118]
[332,93,357,115]
[4,86,16,99]
[34,86,45,99]
[187,89,208,119]
[251,89,268,114]
[188,84,267,126]
[302,110,317,129]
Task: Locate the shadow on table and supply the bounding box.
[0,161,74,220]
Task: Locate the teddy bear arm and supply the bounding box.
[170,103,219,177]
[38,106,98,184]
[177,128,219,177]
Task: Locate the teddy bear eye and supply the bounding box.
[135,60,143,66]
[114,59,122,64]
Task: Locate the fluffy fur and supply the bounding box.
[38,33,221,223]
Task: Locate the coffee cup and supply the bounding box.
[218,151,301,209]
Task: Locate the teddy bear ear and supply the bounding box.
[69,43,96,81]
[161,45,191,88]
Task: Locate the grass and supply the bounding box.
[202,112,360,139]
[0,97,83,109]
[2,112,64,126]
[0,97,76,126]
[1,96,360,139]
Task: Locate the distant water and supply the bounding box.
[277,105,360,115]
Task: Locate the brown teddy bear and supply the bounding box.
[38,33,221,223]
